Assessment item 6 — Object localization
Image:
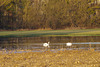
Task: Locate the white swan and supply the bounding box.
[66,42,72,46]
[43,42,50,48]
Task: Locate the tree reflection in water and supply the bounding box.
[0,36,100,50]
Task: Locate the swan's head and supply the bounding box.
[48,42,50,44]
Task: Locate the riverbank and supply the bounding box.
[0,28,100,37]
[0,50,100,67]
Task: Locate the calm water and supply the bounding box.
[0,36,100,52]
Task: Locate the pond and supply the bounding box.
[0,36,100,52]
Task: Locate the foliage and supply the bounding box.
[0,0,100,30]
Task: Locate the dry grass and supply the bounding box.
[0,50,100,67]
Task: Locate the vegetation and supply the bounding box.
[0,29,100,37]
[0,0,100,30]
[0,50,100,67]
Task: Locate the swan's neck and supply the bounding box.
[48,42,50,44]
[48,42,50,47]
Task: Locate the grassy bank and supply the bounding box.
[0,28,100,37]
[0,50,100,67]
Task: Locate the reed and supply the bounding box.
[0,50,100,67]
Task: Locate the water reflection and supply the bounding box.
[0,36,100,51]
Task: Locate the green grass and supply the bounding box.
[0,28,100,37]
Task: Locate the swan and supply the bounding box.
[66,42,72,46]
[43,42,50,48]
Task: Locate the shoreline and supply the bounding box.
[0,50,100,67]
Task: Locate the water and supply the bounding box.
[0,36,100,53]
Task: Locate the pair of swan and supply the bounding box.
[43,42,72,47]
